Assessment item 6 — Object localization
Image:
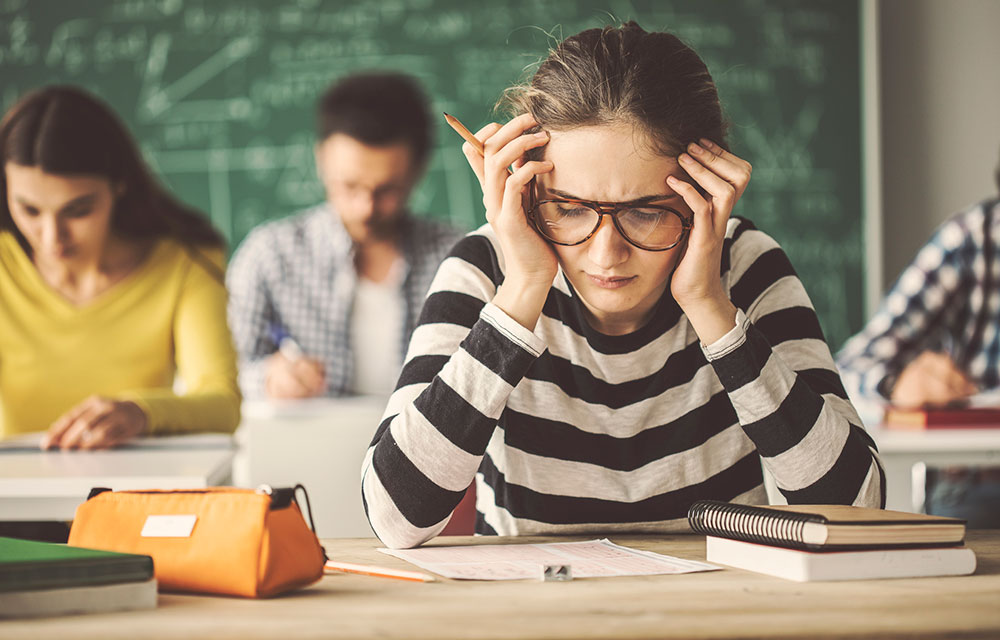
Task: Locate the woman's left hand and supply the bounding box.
[666,139,752,343]
[41,396,149,450]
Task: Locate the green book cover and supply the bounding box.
[0,537,153,592]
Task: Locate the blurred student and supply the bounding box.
[227,72,461,400]
[0,86,241,449]
[837,149,1000,527]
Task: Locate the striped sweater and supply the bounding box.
[362,217,885,549]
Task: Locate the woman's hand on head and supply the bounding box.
[461,113,557,330]
[462,114,557,287]
[666,140,752,343]
[667,139,751,306]
[41,396,149,450]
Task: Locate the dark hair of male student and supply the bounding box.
[0,85,224,250]
[316,72,432,169]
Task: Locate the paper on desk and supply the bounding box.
[0,432,233,451]
[242,395,388,420]
[966,388,1000,409]
[379,538,719,581]
[0,432,44,450]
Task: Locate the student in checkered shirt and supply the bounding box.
[837,150,1000,527]
[227,73,463,399]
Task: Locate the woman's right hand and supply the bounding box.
[462,113,556,330]
[42,396,148,450]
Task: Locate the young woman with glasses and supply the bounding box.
[363,22,883,549]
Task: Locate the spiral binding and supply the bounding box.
[688,500,824,550]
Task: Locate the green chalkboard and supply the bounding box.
[0,0,863,348]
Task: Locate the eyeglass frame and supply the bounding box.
[526,181,693,252]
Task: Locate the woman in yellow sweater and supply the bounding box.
[0,86,241,449]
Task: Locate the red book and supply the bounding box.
[884,406,1000,430]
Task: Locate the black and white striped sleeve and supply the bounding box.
[706,222,885,508]
[361,232,546,549]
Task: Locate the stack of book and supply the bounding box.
[0,536,156,618]
[884,390,1000,430]
[883,405,1000,430]
[688,501,976,582]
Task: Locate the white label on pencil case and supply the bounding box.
[141,514,197,537]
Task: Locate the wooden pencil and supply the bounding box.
[443,112,483,154]
[324,560,436,583]
[443,112,514,174]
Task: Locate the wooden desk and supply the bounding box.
[2,532,998,639]
[0,434,234,521]
[872,427,1000,511]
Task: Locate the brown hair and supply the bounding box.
[0,85,224,250]
[499,21,728,157]
[317,72,433,169]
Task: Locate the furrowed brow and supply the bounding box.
[546,188,679,205]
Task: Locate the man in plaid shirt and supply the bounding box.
[837,159,1000,527]
[837,197,1000,408]
[227,73,462,399]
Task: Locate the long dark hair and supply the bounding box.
[0,85,224,250]
[499,21,728,158]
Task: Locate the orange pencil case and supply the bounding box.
[68,485,326,598]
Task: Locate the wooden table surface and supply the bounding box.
[3,532,999,639]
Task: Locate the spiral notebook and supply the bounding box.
[687,501,966,551]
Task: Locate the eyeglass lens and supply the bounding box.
[533,201,686,249]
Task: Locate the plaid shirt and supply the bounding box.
[226,204,463,399]
[837,198,1000,403]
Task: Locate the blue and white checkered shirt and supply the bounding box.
[226,204,463,399]
[837,199,1000,404]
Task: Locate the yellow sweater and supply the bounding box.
[0,232,241,438]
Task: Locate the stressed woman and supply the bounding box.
[362,22,884,549]
[0,86,241,449]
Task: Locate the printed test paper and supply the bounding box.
[379,538,720,581]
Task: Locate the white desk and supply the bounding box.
[871,427,1000,512]
[238,396,386,539]
[0,434,234,521]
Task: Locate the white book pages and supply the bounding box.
[706,536,976,582]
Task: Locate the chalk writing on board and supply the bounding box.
[0,0,863,347]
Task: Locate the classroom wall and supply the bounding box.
[4,1,998,338]
[877,0,1000,294]
[0,0,868,348]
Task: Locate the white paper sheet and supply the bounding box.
[965,388,1000,409]
[0,432,233,451]
[379,538,720,581]
[242,395,388,420]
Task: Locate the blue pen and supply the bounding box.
[269,325,304,362]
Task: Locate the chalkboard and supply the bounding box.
[0,0,863,348]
